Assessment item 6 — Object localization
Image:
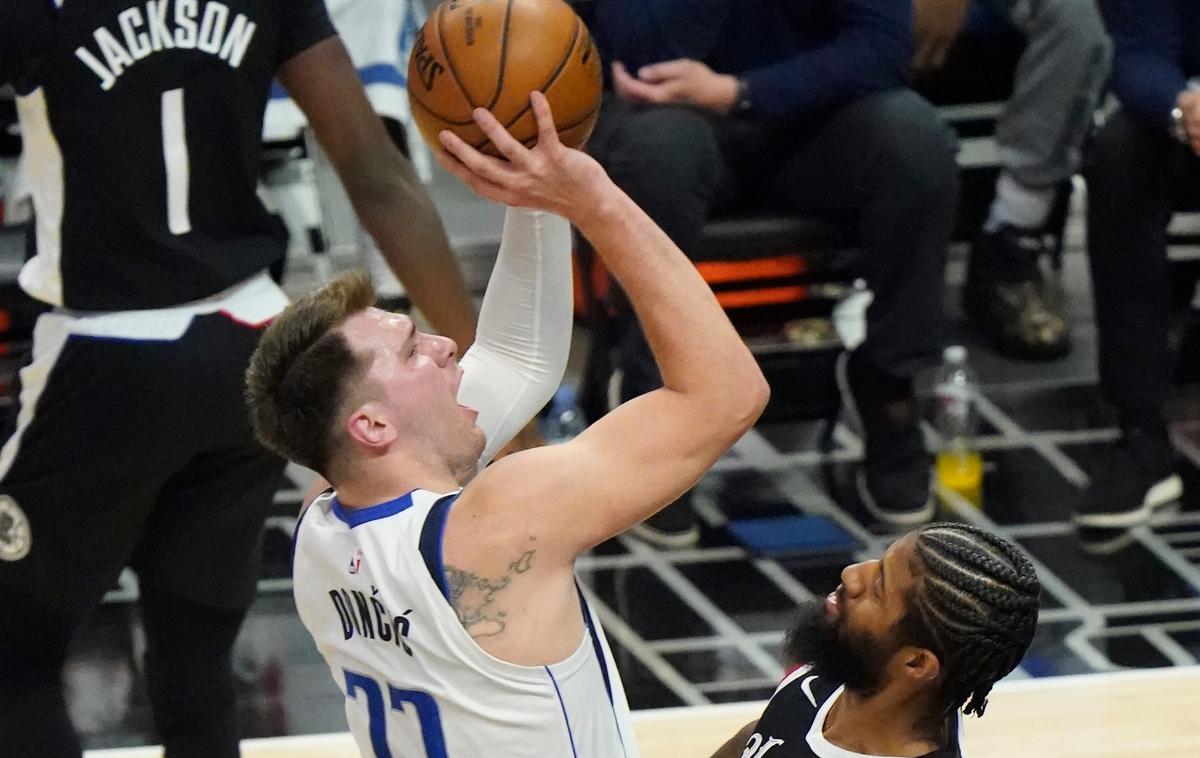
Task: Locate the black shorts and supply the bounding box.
[0,311,284,615]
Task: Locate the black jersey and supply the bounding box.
[16,0,335,310]
[0,0,54,93]
[744,665,963,758]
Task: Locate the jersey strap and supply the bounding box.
[576,582,614,706]
[418,492,460,601]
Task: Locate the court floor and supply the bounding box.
[86,667,1200,758]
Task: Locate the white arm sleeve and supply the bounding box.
[457,207,573,468]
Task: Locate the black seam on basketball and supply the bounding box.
[411,92,479,128]
[486,0,516,110]
[407,62,476,123]
[558,95,602,132]
[467,95,601,152]
[435,0,480,111]
[499,16,584,130]
[408,54,479,125]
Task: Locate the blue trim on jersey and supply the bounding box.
[418,493,459,601]
[576,583,615,705]
[269,64,407,101]
[332,491,416,528]
[577,582,629,757]
[359,63,407,88]
[545,666,580,758]
[291,489,330,575]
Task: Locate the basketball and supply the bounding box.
[406,0,603,155]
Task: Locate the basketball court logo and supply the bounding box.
[0,495,32,561]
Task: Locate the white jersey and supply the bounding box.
[294,487,639,758]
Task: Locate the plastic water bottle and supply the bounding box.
[934,345,983,507]
[832,279,873,350]
[541,383,587,444]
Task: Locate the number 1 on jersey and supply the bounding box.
[160,88,191,235]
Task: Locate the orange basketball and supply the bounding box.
[406,0,603,155]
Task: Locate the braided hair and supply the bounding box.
[908,523,1041,718]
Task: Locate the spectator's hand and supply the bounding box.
[913,0,970,72]
[1178,90,1200,156]
[612,60,739,115]
[435,91,607,219]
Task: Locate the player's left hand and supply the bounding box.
[612,60,739,116]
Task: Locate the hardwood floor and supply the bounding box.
[87,667,1200,758]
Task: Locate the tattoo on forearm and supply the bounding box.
[444,549,536,638]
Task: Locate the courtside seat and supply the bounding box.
[692,214,842,261]
[574,212,856,424]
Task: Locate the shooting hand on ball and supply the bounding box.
[435,91,607,218]
[612,60,739,116]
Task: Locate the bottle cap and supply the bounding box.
[553,383,577,408]
[943,345,967,364]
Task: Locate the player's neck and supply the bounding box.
[822,686,942,757]
[333,452,462,508]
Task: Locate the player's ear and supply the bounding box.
[346,402,398,450]
[899,645,941,687]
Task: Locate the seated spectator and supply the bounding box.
[914,0,1111,360]
[1074,0,1197,529]
[588,0,960,544]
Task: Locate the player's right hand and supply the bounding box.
[434,91,609,218]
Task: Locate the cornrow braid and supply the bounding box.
[911,522,1041,718]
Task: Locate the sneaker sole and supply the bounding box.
[627,521,701,550]
[1076,529,1140,556]
[856,469,935,528]
[1073,474,1183,529]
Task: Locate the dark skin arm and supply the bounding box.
[278,36,477,350]
[711,720,758,758]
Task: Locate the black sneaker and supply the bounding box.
[1074,428,1183,529]
[836,351,934,527]
[965,225,1070,360]
[628,496,700,549]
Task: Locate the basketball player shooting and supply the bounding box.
[711,523,1041,758]
[246,91,769,756]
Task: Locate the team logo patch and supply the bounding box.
[0,495,32,561]
[349,548,364,574]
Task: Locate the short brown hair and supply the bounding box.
[245,271,375,475]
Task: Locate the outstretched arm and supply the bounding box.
[443,94,768,565]
[458,208,573,467]
[279,36,477,350]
